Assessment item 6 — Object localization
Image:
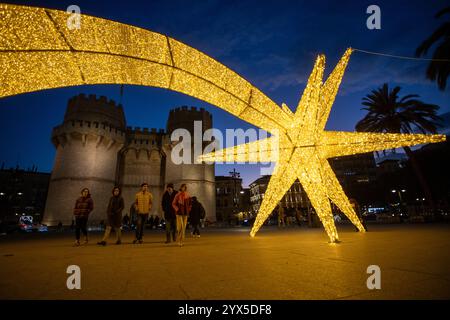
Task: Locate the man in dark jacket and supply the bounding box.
[161,183,177,243]
[98,186,124,246]
[190,196,205,238]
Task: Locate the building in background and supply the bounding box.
[328,152,378,206]
[215,175,243,225]
[377,159,404,175]
[249,175,309,216]
[248,153,377,218]
[43,94,215,226]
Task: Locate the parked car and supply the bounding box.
[18,216,48,233]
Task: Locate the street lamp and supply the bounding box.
[229,168,241,207]
[392,189,407,216]
[391,189,406,204]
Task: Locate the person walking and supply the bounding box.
[162,183,177,243]
[285,209,292,227]
[295,207,303,227]
[98,186,124,246]
[277,203,285,228]
[190,196,205,238]
[172,184,191,247]
[133,182,153,244]
[73,188,94,246]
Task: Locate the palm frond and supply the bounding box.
[435,7,450,18]
[356,84,441,135]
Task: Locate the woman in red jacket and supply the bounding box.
[73,188,94,246]
[172,184,191,247]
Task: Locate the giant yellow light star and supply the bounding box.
[199,49,446,242]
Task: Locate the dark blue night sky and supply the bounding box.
[0,0,449,186]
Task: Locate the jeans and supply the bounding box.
[102,226,122,242]
[75,216,88,240]
[192,223,200,235]
[165,218,176,242]
[176,215,188,243]
[135,214,148,240]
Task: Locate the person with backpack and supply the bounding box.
[190,196,205,238]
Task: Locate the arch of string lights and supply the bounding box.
[0,4,445,242]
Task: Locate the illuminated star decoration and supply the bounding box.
[199,49,446,242]
[0,4,446,242]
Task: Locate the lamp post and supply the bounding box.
[391,189,406,203]
[392,189,406,213]
[416,197,426,215]
[229,168,241,225]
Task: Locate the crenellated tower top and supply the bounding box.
[64,94,126,129]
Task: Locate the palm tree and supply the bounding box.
[356,83,442,211]
[416,7,450,91]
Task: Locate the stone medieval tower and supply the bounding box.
[164,106,216,223]
[43,94,126,225]
[117,127,166,217]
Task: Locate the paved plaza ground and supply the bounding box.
[0,224,449,299]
